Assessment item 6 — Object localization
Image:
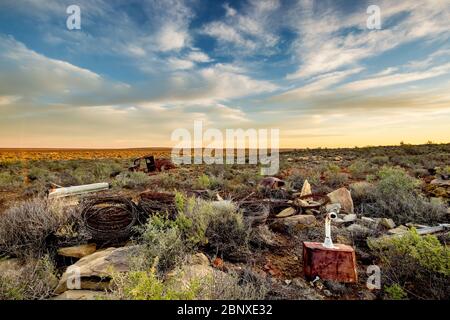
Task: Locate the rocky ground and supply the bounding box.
[0,144,449,300]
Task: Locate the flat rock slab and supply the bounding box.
[51,290,109,300]
[270,215,317,233]
[430,178,450,187]
[303,242,357,283]
[58,243,97,259]
[55,245,140,294]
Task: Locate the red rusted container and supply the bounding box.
[303,242,357,283]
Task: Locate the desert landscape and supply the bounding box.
[0,143,448,300]
[1,0,449,305]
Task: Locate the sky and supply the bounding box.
[0,0,449,148]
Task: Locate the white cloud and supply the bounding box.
[168,58,195,70]
[286,0,450,79]
[186,51,212,63]
[156,24,188,51]
[342,63,450,91]
[0,95,21,106]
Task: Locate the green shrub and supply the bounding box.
[0,198,77,258]
[348,160,372,179]
[136,216,188,273]
[0,171,23,187]
[205,201,250,259]
[112,171,151,189]
[371,156,389,166]
[384,284,407,300]
[370,229,450,299]
[0,255,57,300]
[196,174,211,189]
[109,259,201,300]
[208,269,268,300]
[364,167,446,224]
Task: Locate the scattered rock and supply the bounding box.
[388,225,409,235]
[300,179,312,199]
[324,280,349,295]
[343,214,357,223]
[323,289,333,297]
[326,188,354,213]
[276,207,296,218]
[284,279,292,285]
[430,178,450,187]
[334,156,343,161]
[333,218,345,225]
[358,290,377,300]
[0,258,22,277]
[166,264,226,296]
[380,218,396,230]
[260,177,285,189]
[55,246,140,294]
[291,277,324,300]
[188,252,210,266]
[57,244,97,259]
[287,157,294,162]
[250,225,281,248]
[270,215,317,232]
[346,224,371,236]
[51,290,108,300]
[325,203,341,213]
[212,257,224,270]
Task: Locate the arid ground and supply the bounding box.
[0,143,449,300]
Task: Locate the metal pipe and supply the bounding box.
[323,211,337,248]
[48,182,110,198]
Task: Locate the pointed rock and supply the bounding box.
[326,188,354,213]
[276,207,296,218]
[300,179,312,199]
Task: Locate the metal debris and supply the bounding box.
[48,182,110,198]
[81,196,140,243]
[138,191,177,219]
[259,177,285,189]
[238,201,270,226]
[129,155,176,173]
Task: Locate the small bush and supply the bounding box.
[0,171,23,187]
[136,216,188,273]
[208,269,268,300]
[112,172,151,189]
[384,284,407,300]
[370,229,450,299]
[109,259,201,300]
[348,160,373,179]
[364,167,446,224]
[205,201,250,259]
[0,198,76,258]
[0,255,57,300]
[196,174,211,189]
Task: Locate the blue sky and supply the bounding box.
[0,0,449,148]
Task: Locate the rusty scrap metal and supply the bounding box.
[138,191,177,219]
[81,196,140,243]
[238,201,270,226]
[128,155,175,173]
[259,177,285,189]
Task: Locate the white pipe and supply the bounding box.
[48,182,109,198]
[323,212,337,248]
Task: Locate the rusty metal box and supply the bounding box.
[303,242,357,283]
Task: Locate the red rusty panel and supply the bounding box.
[303,242,357,283]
